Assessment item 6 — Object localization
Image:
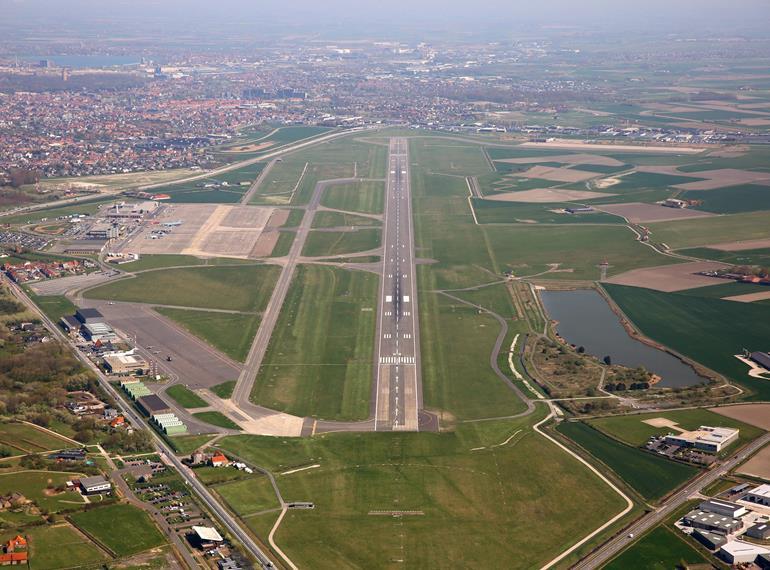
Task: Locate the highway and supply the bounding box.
[578,430,770,569]
[374,137,421,431]
[4,277,278,569]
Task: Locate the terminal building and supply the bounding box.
[104,353,147,375]
[664,426,739,453]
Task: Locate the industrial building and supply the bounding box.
[152,412,188,435]
[104,353,147,375]
[75,308,103,324]
[719,541,770,565]
[137,394,171,416]
[663,426,739,453]
[59,315,81,336]
[746,522,770,540]
[745,484,770,507]
[698,499,748,519]
[691,529,727,551]
[121,380,152,399]
[81,322,118,343]
[682,509,744,535]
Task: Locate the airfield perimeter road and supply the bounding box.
[4,276,278,569]
[578,430,770,569]
[373,137,421,431]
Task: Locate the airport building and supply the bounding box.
[81,322,118,343]
[137,394,171,417]
[104,353,147,375]
[121,380,152,399]
[152,413,188,435]
[664,426,739,453]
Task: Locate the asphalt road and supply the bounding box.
[5,277,278,569]
[374,137,421,431]
[578,430,770,569]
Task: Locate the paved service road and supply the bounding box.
[578,430,770,569]
[374,138,421,431]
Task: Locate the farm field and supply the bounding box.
[676,281,770,299]
[192,411,240,430]
[85,264,280,312]
[321,180,385,214]
[556,421,699,501]
[165,384,208,409]
[603,284,770,399]
[588,409,763,450]
[647,211,770,249]
[301,228,381,257]
[0,471,86,512]
[217,413,627,569]
[603,525,710,570]
[156,307,260,362]
[0,422,73,455]
[685,184,770,214]
[736,442,770,480]
[69,503,165,557]
[7,523,107,570]
[678,247,770,266]
[251,264,377,421]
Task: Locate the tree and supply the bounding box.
[603,355,612,365]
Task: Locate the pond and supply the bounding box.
[540,288,705,388]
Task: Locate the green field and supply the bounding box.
[17,523,106,570]
[0,197,115,226]
[0,471,86,512]
[648,211,770,249]
[677,281,770,299]
[603,283,770,399]
[312,210,381,228]
[70,503,165,556]
[251,265,377,421]
[588,409,763,450]
[678,247,770,266]
[156,307,260,362]
[26,292,78,323]
[269,231,296,257]
[170,434,215,455]
[595,171,704,191]
[556,421,699,501]
[211,381,236,399]
[165,384,208,409]
[685,184,770,214]
[472,198,623,225]
[193,412,240,430]
[85,264,280,312]
[0,422,73,455]
[301,228,381,257]
[604,525,710,570]
[213,475,279,517]
[321,181,385,214]
[217,413,627,569]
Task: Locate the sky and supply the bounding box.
[2,0,769,35]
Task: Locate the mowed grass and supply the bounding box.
[472,198,623,225]
[213,475,280,517]
[192,412,240,430]
[70,503,165,556]
[648,211,770,248]
[301,228,382,257]
[217,414,627,569]
[0,422,73,455]
[0,471,86,512]
[15,523,106,570]
[211,381,236,399]
[589,409,763,450]
[156,307,260,362]
[85,264,280,312]
[604,525,710,570]
[165,384,208,409]
[603,284,770,400]
[170,434,215,455]
[251,264,377,421]
[26,292,78,323]
[321,181,385,214]
[312,210,380,228]
[556,421,699,502]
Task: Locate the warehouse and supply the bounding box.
[682,509,744,535]
[75,308,103,324]
[746,522,770,540]
[79,475,112,495]
[691,529,727,551]
[698,499,747,519]
[81,322,118,343]
[719,541,770,565]
[745,484,770,507]
[664,426,739,453]
[137,394,171,417]
[59,315,81,336]
[104,353,147,375]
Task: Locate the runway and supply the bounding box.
[373,137,422,431]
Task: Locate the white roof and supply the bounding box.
[720,540,770,556]
[749,484,770,498]
[193,526,223,542]
[669,425,738,445]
